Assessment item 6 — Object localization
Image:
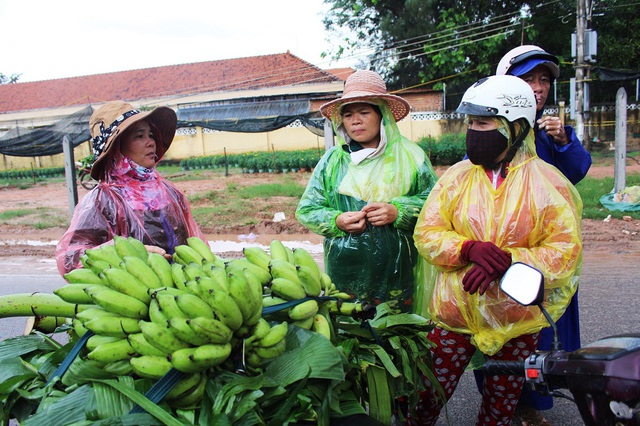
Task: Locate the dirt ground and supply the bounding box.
[1,163,640,259]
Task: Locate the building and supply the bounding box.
[0,52,444,171]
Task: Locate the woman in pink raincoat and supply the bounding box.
[56,101,206,275]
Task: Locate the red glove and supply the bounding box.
[462,264,502,295]
[460,241,511,275]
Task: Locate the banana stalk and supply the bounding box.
[0,293,84,318]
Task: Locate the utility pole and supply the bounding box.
[575,0,586,144]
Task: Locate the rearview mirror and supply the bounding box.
[499,262,544,306]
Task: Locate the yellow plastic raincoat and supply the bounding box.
[413,133,582,355]
[296,101,438,311]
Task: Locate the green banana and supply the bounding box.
[168,373,207,408]
[83,316,142,337]
[54,283,95,304]
[188,317,233,344]
[258,321,288,348]
[248,318,271,342]
[292,247,321,277]
[254,338,286,359]
[270,277,307,301]
[86,335,123,351]
[245,351,264,368]
[103,359,134,376]
[320,272,333,294]
[75,307,119,322]
[84,245,123,268]
[285,245,295,264]
[84,258,113,277]
[184,263,205,281]
[175,292,214,319]
[72,318,89,337]
[63,268,104,285]
[227,271,260,325]
[326,301,366,316]
[87,338,137,364]
[201,288,243,332]
[312,314,331,340]
[84,285,149,319]
[187,236,215,263]
[262,295,289,308]
[139,320,191,354]
[291,315,315,330]
[243,246,272,271]
[296,265,323,297]
[170,343,232,373]
[155,293,187,320]
[330,292,353,300]
[127,332,168,357]
[288,299,319,321]
[113,235,144,260]
[148,298,168,324]
[127,236,149,260]
[165,373,202,400]
[269,239,289,261]
[226,258,271,286]
[130,355,173,379]
[0,293,84,319]
[168,317,210,346]
[122,255,162,289]
[147,252,174,288]
[193,275,225,296]
[201,263,229,291]
[174,244,205,266]
[184,280,205,298]
[171,263,188,291]
[269,259,302,284]
[100,267,151,304]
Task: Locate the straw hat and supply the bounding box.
[89,101,177,179]
[320,70,411,122]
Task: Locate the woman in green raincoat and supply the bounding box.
[295,70,437,312]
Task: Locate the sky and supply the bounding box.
[0,0,359,83]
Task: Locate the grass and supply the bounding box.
[576,174,640,220]
[0,207,68,228]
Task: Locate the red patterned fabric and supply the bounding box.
[407,326,539,426]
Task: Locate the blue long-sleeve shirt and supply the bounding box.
[533,110,592,185]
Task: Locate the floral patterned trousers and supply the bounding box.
[407,326,539,426]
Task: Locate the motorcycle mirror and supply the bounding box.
[499,262,544,306]
[500,262,563,351]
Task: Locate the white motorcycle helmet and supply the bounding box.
[456,75,536,127]
[496,44,560,79]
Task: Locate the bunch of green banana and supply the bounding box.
[243,320,289,368]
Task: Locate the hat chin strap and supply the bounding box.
[499,120,530,178]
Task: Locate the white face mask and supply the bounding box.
[350,148,377,165]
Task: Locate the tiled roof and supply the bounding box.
[0,52,341,114]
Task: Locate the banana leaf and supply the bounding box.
[265,326,345,386]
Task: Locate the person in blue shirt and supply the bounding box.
[490,45,591,421]
[496,45,592,185]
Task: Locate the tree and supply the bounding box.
[0,73,20,84]
[321,0,626,107]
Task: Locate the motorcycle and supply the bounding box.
[483,262,640,426]
[75,161,98,190]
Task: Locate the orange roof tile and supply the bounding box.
[0,52,340,114]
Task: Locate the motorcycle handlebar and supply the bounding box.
[482,360,525,376]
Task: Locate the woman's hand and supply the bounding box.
[336,211,367,234]
[145,245,171,259]
[361,202,398,227]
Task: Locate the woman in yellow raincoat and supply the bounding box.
[295,70,437,312]
[409,75,582,425]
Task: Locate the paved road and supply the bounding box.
[0,250,637,425]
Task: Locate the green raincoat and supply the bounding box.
[295,102,437,312]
